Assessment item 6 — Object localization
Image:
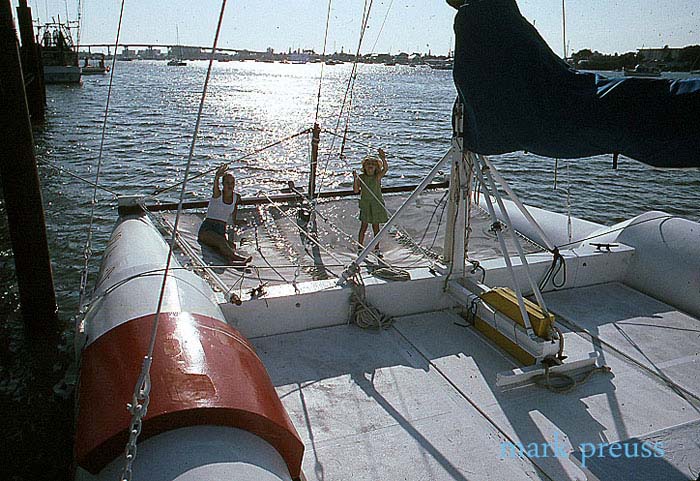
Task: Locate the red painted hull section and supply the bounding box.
[75,312,303,478]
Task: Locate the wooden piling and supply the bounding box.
[0,0,58,341]
[16,0,45,123]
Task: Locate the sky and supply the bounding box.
[28,0,699,56]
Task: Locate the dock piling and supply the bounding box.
[0,0,59,342]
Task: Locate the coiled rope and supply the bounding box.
[533,362,611,394]
[349,274,393,329]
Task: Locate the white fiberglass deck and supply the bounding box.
[249,288,700,481]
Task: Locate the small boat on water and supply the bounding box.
[167,25,187,66]
[54,1,700,480]
[81,55,109,75]
[623,64,662,77]
[427,59,453,70]
[37,20,81,84]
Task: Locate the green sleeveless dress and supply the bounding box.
[358,174,389,224]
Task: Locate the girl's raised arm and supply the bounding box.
[352,169,360,193]
[213,164,226,198]
[378,148,388,179]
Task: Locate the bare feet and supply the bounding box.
[228,255,252,266]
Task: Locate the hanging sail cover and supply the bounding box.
[452,0,700,168]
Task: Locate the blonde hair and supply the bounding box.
[361,155,381,176]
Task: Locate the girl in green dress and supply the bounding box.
[353,148,389,257]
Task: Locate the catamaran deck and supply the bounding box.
[250,285,700,481]
[145,193,700,480]
[156,191,543,299]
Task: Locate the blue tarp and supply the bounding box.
[452,0,700,168]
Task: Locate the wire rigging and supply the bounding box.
[151,128,312,196]
[314,0,375,198]
[321,127,432,172]
[314,0,334,123]
[119,2,229,480]
[77,0,125,312]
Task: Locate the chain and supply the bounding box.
[120,356,152,481]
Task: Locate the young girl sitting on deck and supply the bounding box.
[353,148,389,258]
[198,164,251,265]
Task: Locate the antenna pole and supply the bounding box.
[0,0,59,341]
[561,0,567,59]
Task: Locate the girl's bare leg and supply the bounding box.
[199,230,251,264]
[358,221,369,247]
[372,223,381,250]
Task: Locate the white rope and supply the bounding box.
[349,275,393,329]
[119,2,228,480]
[77,0,125,313]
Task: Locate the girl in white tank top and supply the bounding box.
[197,165,251,265]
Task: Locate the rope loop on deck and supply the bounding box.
[349,274,393,329]
[533,359,611,394]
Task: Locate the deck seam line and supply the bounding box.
[555,314,700,408]
[391,317,556,481]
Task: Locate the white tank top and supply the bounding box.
[205,193,238,223]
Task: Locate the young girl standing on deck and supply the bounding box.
[353,148,389,257]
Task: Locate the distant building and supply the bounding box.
[169,46,203,60]
[119,48,136,59]
[138,47,163,60]
[638,47,683,62]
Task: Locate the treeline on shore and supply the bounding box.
[572,45,700,72]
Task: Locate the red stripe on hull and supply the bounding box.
[75,312,303,478]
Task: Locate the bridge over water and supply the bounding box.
[80,43,266,56]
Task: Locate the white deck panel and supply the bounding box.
[253,324,542,481]
[543,282,700,400]
[254,306,700,481]
[394,311,700,481]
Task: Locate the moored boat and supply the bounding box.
[81,55,109,75]
[427,59,453,70]
[623,64,662,77]
[37,20,81,84]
